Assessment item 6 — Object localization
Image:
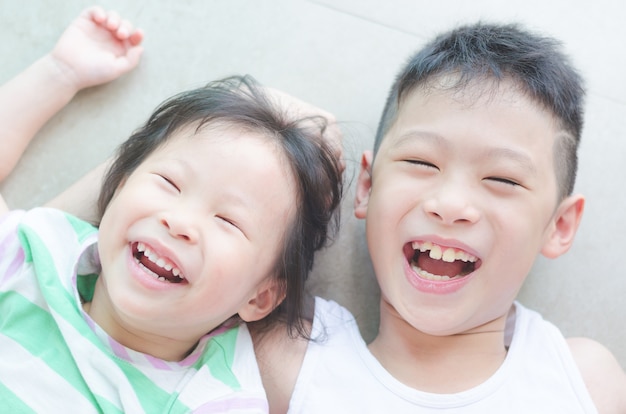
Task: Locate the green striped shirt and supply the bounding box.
[0,208,267,413]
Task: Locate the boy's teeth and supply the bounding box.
[421,241,432,252]
[442,248,456,263]
[429,245,442,260]
[411,264,460,281]
[427,244,465,262]
[411,241,477,263]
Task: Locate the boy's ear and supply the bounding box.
[238,279,284,323]
[541,194,585,259]
[354,150,374,219]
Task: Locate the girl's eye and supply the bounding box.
[159,174,180,192]
[217,216,241,231]
[218,216,234,226]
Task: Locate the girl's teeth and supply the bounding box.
[136,243,185,280]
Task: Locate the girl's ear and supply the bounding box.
[541,194,585,259]
[354,151,374,219]
[238,279,284,323]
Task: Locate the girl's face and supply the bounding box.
[93,124,296,361]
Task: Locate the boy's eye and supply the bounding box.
[485,176,520,187]
[404,159,439,170]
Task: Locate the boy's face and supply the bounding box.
[96,125,295,355]
[355,82,583,336]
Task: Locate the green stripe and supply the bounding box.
[64,212,98,243]
[15,219,190,412]
[18,223,92,339]
[197,327,241,389]
[0,288,185,413]
[113,362,189,413]
[0,290,100,407]
[0,381,36,413]
[76,273,98,303]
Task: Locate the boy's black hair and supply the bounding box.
[97,75,343,338]
[375,23,585,198]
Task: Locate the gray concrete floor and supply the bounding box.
[1,0,625,369]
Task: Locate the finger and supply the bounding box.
[117,45,144,73]
[128,28,145,46]
[86,5,106,24]
[116,19,133,40]
[105,11,121,32]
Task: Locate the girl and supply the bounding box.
[0,7,342,413]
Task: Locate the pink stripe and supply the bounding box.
[146,354,173,370]
[84,315,96,330]
[179,335,213,367]
[0,211,25,285]
[192,396,268,413]
[1,247,24,285]
[178,352,200,367]
[109,337,132,360]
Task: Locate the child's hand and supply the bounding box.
[49,6,144,91]
[267,87,345,173]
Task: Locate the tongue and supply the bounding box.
[417,253,465,278]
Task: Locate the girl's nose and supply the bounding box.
[159,211,200,243]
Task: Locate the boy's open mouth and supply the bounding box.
[406,241,480,281]
[132,242,186,284]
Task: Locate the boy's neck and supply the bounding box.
[368,301,511,394]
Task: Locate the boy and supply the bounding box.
[283,22,626,412]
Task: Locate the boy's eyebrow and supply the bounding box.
[482,147,537,175]
[393,130,537,174]
[393,130,450,149]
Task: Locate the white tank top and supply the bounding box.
[288,297,597,413]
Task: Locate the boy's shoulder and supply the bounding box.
[567,337,626,412]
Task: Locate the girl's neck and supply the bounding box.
[368,302,512,394]
[86,280,197,362]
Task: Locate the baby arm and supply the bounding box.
[0,6,143,214]
[568,337,626,413]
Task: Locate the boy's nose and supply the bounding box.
[422,183,480,225]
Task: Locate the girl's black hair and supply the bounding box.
[97,75,342,337]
